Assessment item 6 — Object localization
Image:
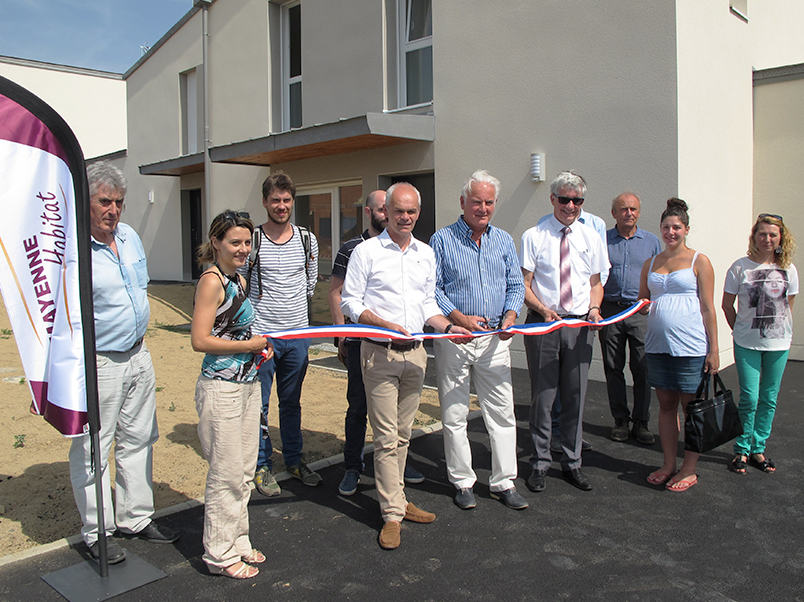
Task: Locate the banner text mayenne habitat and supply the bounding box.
[22,190,65,335]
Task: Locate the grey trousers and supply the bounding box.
[524,317,593,471]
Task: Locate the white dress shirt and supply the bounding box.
[538,209,609,285]
[520,215,609,316]
[341,229,442,336]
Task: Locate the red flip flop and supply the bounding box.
[666,474,698,492]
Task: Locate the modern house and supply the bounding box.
[6,0,804,366]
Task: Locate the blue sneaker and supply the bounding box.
[338,469,360,496]
[404,465,425,484]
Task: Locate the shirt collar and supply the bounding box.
[378,228,420,251]
[612,226,646,241]
[457,215,491,239]
[91,225,124,247]
[547,214,573,233]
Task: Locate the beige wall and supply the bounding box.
[753,75,804,359]
[302,0,386,125]
[676,0,804,366]
[0,59,126,159]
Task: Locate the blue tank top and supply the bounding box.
[645,252,708,356]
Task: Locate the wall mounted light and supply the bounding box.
[148,191,154,204]
[530,153,545,182]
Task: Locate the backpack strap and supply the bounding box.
[246,225,263,298]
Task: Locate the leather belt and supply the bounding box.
[365,339,422,352]
[604,300,635,308]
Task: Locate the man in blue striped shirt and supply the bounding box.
[430,170,528,511]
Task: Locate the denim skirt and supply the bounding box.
[646,353,705,394]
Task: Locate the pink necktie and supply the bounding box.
[560,226,572,311]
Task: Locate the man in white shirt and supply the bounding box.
[520,171,609,493]
[341,182,471,550]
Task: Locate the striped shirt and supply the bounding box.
[248,224,319,332]
[429,217,525,327]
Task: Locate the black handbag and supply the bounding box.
[684,373,743,454]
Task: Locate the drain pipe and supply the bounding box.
[195,0,212,233]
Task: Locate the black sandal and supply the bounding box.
[749,454,776,473]
[729,454,747,474]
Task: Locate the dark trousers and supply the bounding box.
[598,300,651,423]
[344,339,368,471]
[524,312,593,471]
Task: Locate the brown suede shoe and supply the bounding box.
[379,521,401,550]
[404,502,435,523]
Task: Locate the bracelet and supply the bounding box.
[588,306,600,312]
[444,324,453,334]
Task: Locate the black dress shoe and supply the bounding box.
[526,469,546,493]
[562,468,593,491]
[88,537,126,564]
[134,522,179,543]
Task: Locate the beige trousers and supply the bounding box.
[360,342,427,522]
[195,375,261,570]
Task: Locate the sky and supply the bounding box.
[0,0,192,73]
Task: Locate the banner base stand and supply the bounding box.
[41,549,166,602]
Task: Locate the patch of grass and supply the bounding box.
[0,328,12,339]
[155,386,165,392]
[168,401,176,412]
[19,377,26,385]
[13,434,25,448]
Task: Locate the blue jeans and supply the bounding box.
[344,340,368,472]
[257,338,310,470]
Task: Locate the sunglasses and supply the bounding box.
[223,210,250,220]
[758,213,783,222]
[555,196,584,206]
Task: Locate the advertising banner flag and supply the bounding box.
[0,75,93,436]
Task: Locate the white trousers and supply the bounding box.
[69,343,158,545]
[434,336,518,492]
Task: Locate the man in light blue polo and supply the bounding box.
[600,192,661,444]
[69,161,177,565]
[430,170,527,510]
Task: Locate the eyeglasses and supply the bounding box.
[223,210,250,220]
[758,213,783,222]
[555,196,584,206]
[95,197,124,209]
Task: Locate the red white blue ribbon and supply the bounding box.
[259,300,649,341]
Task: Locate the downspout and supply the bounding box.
[195,0,212,234]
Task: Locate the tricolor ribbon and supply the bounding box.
[258,300,649,344]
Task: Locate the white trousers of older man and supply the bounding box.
[434,336,517,492]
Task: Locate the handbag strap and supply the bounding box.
[712,372,727,396]
[694,372,711,400]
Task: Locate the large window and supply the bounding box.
[283,2,302,129]
[399,0,432,107]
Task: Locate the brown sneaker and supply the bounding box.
[404,502,435,523]
[379,521,401,550]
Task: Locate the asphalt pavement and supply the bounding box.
[1,360,803,602]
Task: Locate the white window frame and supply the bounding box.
[282,1,302,130]
[397,0,433,108]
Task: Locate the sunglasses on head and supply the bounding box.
[555,196,584,206]
[758,213,783,222]
[223,210,250,220]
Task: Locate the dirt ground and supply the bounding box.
[0,283,447,558]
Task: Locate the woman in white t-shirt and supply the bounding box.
[722,214,797,475]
